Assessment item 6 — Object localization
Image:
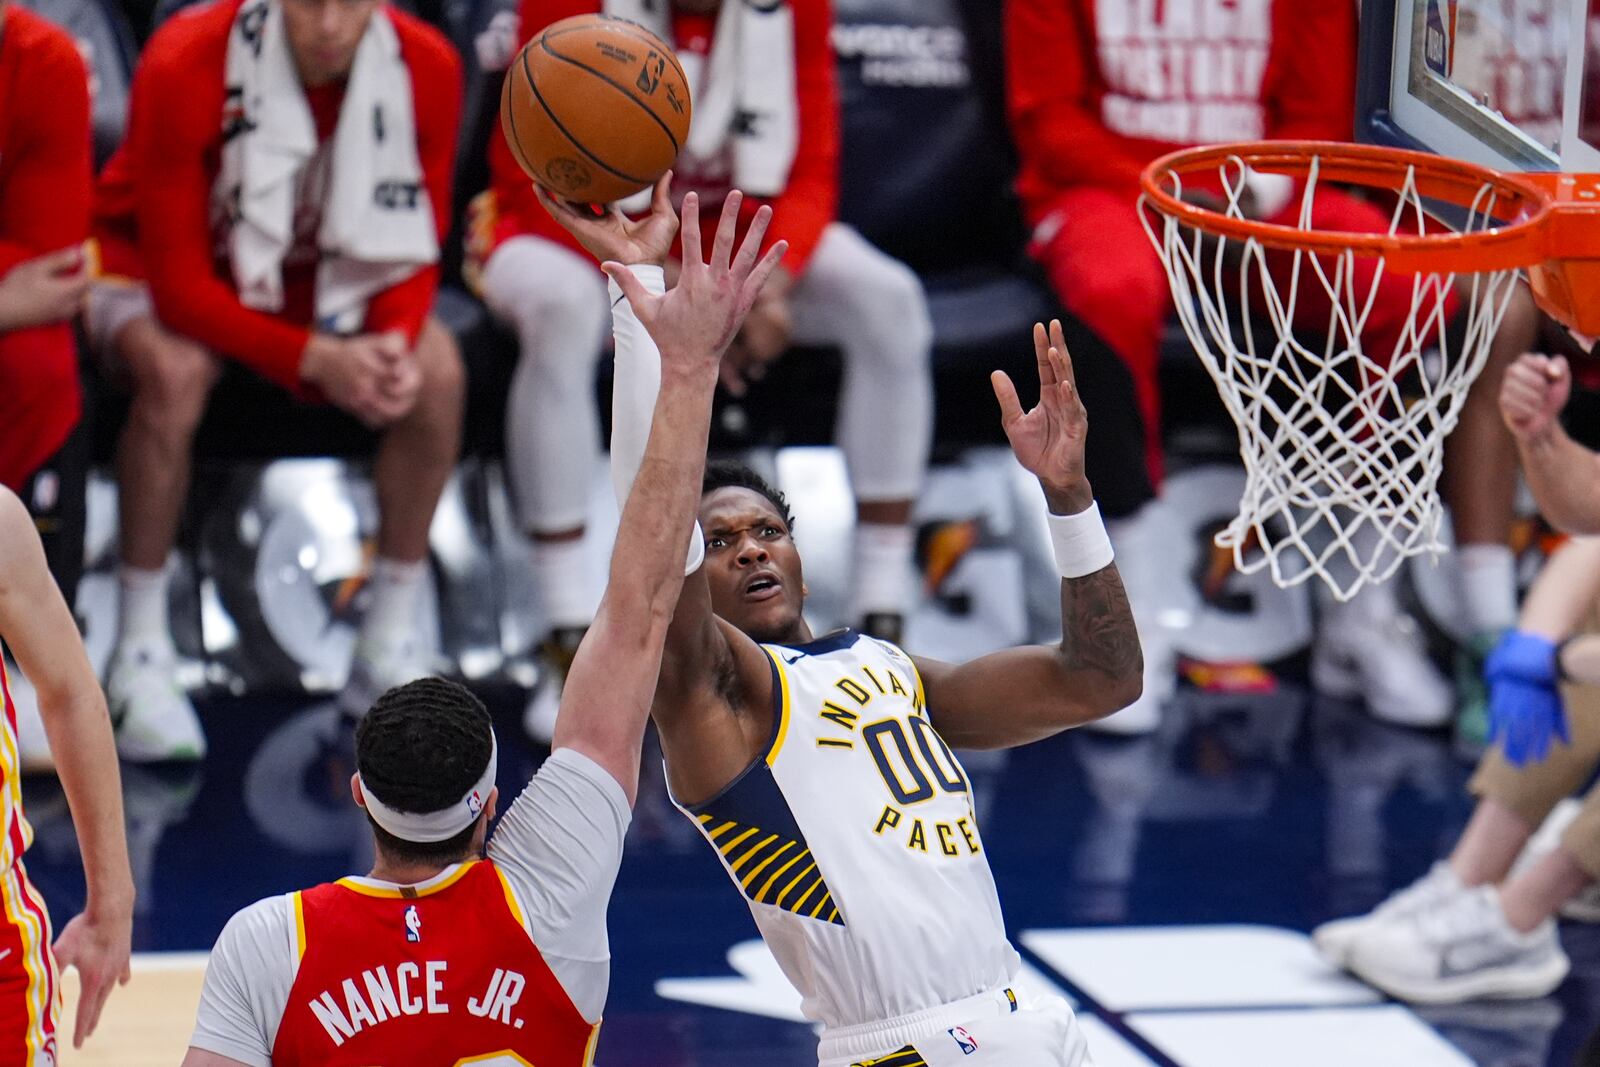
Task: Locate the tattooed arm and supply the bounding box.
[911,322,1142,749]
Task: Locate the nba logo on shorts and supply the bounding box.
[467,790,483,818]
[948,1026,978,1054]
[404,905,422,943]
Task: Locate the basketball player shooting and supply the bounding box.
[546,178,1143,1066]
[179,187,785,1067]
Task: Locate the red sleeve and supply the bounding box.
[0,16,92,277]
[1262,1,1357,142]
[132,16,312,387]
[763,0,836,272]
[1004,0,1146,195]
[364,17,464,340]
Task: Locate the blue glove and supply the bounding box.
[1485,630,1570,767]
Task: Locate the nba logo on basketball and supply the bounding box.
[467,790,483,818]
[948,1026,978,1054]
[404,905,421,943]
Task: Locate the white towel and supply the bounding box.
[217,0,438,334]
[603,0,798,199]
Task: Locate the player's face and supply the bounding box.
[282,0,380,87]
[699,487,807,644]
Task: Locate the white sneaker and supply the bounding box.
[1345,885,1570,1003]
[1313,611,1452,727]
[1313,861,1465,966]
[340,631,434,715]
[106,645,206,763]
[1509,798,1600,922]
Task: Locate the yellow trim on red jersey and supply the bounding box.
[335,860,479,899]
[1,866,53,1059]
[454,1052,535,1066]
[494,864,529,930]
[583,1021,603,1066]
[292,891,307,962]
[0,658,27,864]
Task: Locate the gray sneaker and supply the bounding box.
[1313,861,1465,967]
[1345,886,1570,1003]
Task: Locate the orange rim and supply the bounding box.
[1139,140,1554,273]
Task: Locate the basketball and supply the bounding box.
[500,14,693,205]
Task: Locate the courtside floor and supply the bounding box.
[32,688,1600,1065]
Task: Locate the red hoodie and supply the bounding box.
[94,0,461,390]
[0,5,91,488]
[1005,0,1356,225]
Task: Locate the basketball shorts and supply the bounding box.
[0,862,60,1066]
[821,985,1092,1067]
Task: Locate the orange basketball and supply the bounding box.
[500,14,693,205]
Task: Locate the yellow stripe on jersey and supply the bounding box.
[495,865,530,931]
[292,892,307,961]
[762,648,793,766]
[717,827,760,856]
[0,659,28,866]
[454,1051,535,1065]
[773,862,818,909]
[753,849,809,903]
[852,1047,928,1067]
[739,840,796,889]
[706,820,740,842]
[2,866,51,1061]
[15,869,57,1038]
[336,860,479,899]
[729,833,780,874]
[582,1021,603,1067]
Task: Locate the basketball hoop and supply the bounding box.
[1140,141,1600,600]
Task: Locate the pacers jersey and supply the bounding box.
[0,656,32,874]
[677,631,1019,1031]
[271,860,600,1067]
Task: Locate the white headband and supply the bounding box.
[359,735,498,843]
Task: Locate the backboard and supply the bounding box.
[1357,0,1600,173]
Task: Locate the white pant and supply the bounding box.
[817,985,1092,1067]
[480,222,933,533]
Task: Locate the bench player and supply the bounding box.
[179,188,786,1066]
[554,181,1143,1065]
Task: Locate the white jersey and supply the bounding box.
[675,630,1020,1032]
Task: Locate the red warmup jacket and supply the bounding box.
[481,0,837,273]
[94,0,461,390]
[0,5,91,489]
[1005,0,1356,225]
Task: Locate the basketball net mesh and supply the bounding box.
[1142,155,1520,601]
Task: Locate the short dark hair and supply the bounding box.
[356,677,494,866]
[702,460,795,532]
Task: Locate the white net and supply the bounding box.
[1141,154,1522,601]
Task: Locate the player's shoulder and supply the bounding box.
[141,0,235,79]
[4,7,89,81]
[388,5,463,80]
[215,892,298,958]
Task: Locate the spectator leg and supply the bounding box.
[480,236,609,632]
[788,224,933,628]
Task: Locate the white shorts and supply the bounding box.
[818,985,1092,1067]
[83,280,155,357]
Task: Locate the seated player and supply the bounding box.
[0,0,96,766]
[89,0,466,761]
[179,182,785,1067]
[0,483,135,1060]
[1005,0,1455,733]
[549,185,1140,1066]
[473,0,934,740]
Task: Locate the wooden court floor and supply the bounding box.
[60,953,205,1065]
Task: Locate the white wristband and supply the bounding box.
[1049,501,1114,579]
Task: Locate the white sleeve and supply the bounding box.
[486,747,632,1024]
[608,264,706,575]
[188,895,298,1067]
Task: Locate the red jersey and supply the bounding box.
[1005,0,1356,224]
[0,659,32,874]
[93,0,461,390]
[272,860,599,1066]
[478,0,837,273]
[0,5,91,489]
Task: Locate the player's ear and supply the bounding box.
[485,786,500,822]
[350,773,365,810]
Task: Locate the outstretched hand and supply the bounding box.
[605,190,788,375]
[534,171,679,268]
[53,907,132,1049]
[993,320,1091,513]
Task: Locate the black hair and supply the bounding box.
[355,677,494,866]
[702,460,795,532]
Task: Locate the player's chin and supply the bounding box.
[729,597,804,646]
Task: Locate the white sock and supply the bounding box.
[118,563,172,653]
[1458,543,1518,635]
[362,557,427,644]
[530,537,595,631]
[852,522,915,619]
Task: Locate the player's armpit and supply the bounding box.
[913,566,1143,749]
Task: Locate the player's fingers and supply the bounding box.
[602,262,653,316]
[1049,321,1078,389]
[1047,347,1079,410]
[711,190,743,274]
[679,192,703,269]
[1549,355,1571,384]
[37,245,85,273]
[741,241,789,309]
[732,204,774,278]
[991,370,1024,425]
[650,170,674,218]
[532,182,588,224]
